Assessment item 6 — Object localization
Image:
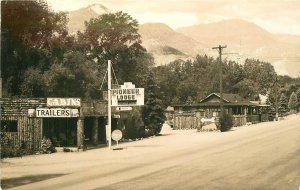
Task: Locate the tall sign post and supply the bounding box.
[107,60,112,149]
[106,62,144,150]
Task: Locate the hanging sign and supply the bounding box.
[111,82,144,106]
[35,108,79,117]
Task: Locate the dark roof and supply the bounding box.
[173,102,258,108]
[200,93,249,103]
[172,92,269,108]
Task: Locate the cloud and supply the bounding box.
[251,17,300,35]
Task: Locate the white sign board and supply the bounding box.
[112,130,122,141]
[116,107,132,111]
[47,98,81,107]
[111,82,144,106]
[35,108,79,117]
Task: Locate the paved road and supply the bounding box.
[2,115,300,190]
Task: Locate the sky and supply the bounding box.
[47,0,300,35]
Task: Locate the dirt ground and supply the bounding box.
[1,114,300,190]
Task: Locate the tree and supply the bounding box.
[142,74,165,136]
[288,92,298,113]
[279,93,288,116]
[219,112,233,132]
[20,68,46,97]
[1,0,72,97]
[78,11,151,85]
[243,59,276,96]
[43,51,102,98]
[296,89,300,111]
[152,60,185,105]
[233,79,259,99]
[176,78,198,103]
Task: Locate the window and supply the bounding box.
[1,120,18,132]
[212,111,219,117]
[200,111,205,117]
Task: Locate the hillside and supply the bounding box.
[67,4,109,34]
[138,23,207,65]
[66,6,300,77]
[177,19,277,48]
[177,19,300,77]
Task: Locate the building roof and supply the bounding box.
[199,93,249,103]
[173,93,269,107]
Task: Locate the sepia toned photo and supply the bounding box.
[1,0,300,189]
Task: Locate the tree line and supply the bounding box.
[152,56,300,114]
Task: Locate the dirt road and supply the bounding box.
[1,115,300,190]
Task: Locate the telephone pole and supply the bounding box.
[212,45,227,119]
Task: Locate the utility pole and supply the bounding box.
[107,60,112,149]
[212,45,227,119]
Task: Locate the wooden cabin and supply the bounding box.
[0,98,118,152]
[172,93,270,129]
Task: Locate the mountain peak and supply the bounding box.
[86,3,109,14]
[67,3,109,33]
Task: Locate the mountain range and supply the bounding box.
[67,4,300,78]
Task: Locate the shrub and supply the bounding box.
[41,137,56,154]
[219,112,233,132]
[0,136,34,158]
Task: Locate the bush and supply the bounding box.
[1,147,22,158]
[0,133,28,158]
[219,112,233,132]
[41,137,56,154]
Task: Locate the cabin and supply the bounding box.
[172,93,269,129]
[0,98,120,152]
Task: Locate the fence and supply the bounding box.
[174,113,267,129]
[232,115,247,127]
[246,115,260,123]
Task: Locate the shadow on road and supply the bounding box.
[2,173,67,189]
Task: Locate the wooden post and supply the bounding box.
[92,117,98,146]
[107,60,112,149]
[77,117,84,147]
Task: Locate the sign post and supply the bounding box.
[107,60,112,149]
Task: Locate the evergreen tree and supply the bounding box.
[296,89,300,112]
[279,93,288,116]
[288,92,298,113]
[142,74,165,136]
